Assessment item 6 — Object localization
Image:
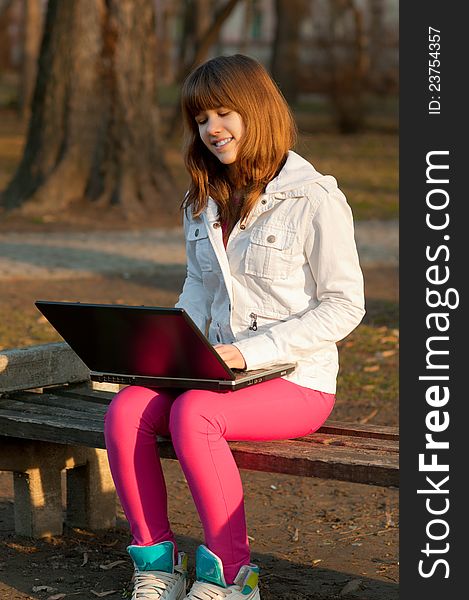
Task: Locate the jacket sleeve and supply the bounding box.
[233,186,366,370]
[174,210,211,334]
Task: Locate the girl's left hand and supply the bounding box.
[213,344,247,370]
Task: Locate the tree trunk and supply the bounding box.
[18,0,43,121]
[368,0,385,92]
[328,0,368,134]
[271,0,309,106]
[239,0,254,55]
[176,0,212,78]
[0,0,15,72]
[166,0,242,139]
[155,0,176,85]
[1,0,177,223]
[176,0,242,84]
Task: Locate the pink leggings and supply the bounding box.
[104,378,334,583]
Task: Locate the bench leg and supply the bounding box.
[13,467,63,537]
[1,439,117,537]
[66,448,117,531]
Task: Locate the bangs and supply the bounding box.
[182,64,237,117]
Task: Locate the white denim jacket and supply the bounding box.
[175,151,365,393]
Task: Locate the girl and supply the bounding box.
[104,54,365,600]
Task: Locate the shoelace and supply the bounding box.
[186,580,234,600]
[132,569,182,599]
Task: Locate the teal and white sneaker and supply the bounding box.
[127,541,188,599]
[185,545,260,599]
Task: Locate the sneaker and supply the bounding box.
[127,541,188,599]
[185,545,260,599]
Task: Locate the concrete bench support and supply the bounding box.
[0,438,116,538]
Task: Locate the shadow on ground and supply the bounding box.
[0,516,398,600]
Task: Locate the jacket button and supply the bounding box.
[261,199,267,205]
[213,222,221,229]
[194,228,199,237]
[240,224,246,230]
[267,234,276,243]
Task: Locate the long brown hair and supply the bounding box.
[181,54,297,225]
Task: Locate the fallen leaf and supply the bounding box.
[363,365,380,372]
[380,336,398,344]
[291,528,299,542]
[359,408,378,424]
[32,586,55,593]
[381,349,396,358]
[81,552,89,566]
[47,594,67,600]
[90,591,118,598]
[339,578,362,596]
[385,509,396,528]
[312,559,322,566]
[99,560,126,570]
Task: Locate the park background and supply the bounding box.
[0,1,399,599]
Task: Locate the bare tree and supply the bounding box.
[327,0,369,133]
[1,0,177,223]
[0,0,15,72]
[166,0,242,139]
[18,0,43,120]
[155,0,178,85]
[367,0,386,93]
[238,0,254,55]
[177,0,212,74]
[271,0,310,106]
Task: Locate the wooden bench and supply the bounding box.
[0,342,399,538]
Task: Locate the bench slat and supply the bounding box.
[0,397,107,423]
[1,398,397,457]
[0,343,89,393]
[295,433,398,452]
[227,440,398,487]
[44,386,399,441]
[51,385,116,404]
[0,391,398,487]
[3,392,110,418]
[316,421,398,441]
[0,408,106,448]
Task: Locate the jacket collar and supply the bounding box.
[264,151,323,194]
[205,151,329,220]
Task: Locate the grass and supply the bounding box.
[337,321,399,426]
[296,131,398,220]
[0,307,60,350]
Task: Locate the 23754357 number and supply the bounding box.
[428,27,441,114]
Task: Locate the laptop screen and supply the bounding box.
[35,301,235,381]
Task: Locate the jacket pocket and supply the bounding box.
[244,225,296,279]
[188,223,212,272]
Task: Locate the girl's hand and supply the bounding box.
[213,344,247,370]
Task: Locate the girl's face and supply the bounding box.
[195,108,245,165]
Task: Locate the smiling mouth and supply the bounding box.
[213,137,233,148]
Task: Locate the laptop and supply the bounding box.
[35,301,296,391]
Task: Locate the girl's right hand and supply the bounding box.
[213,344,246,370]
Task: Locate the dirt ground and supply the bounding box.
[0,256,399,600]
